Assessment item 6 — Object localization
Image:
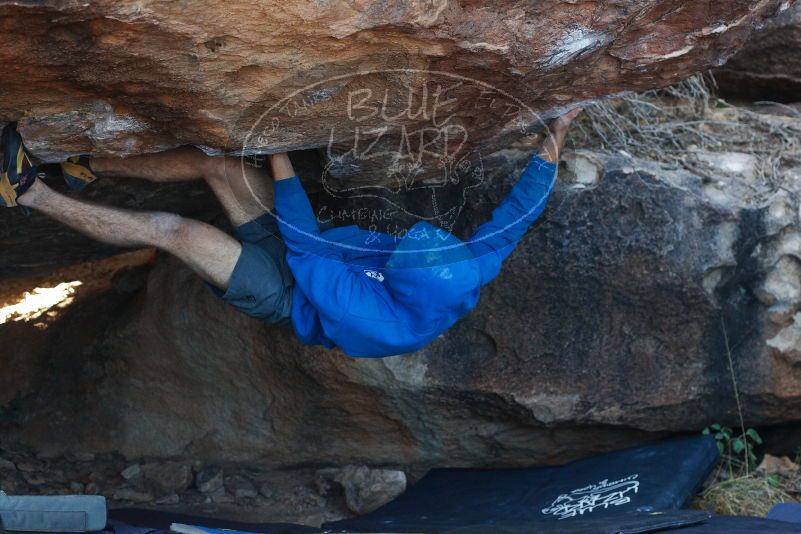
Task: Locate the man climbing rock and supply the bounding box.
[1,109,581,357]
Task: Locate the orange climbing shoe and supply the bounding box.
[61,154,97,191]
[0,122,38,208]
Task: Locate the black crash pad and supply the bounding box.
[323,435,719,533]
[108,508,317,533]
[768,502,801,524]
[76,511,801,534]
[677,515,801,533]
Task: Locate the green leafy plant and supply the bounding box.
[703,424,763,476]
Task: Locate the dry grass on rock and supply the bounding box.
[696,476,793,517]
[569,74,801,204]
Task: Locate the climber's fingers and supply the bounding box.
[539,109,582,163]
[550,108,583,135]
[565,107,583,120]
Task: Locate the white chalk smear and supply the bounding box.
[544,27,608,68]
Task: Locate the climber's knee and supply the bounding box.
[146,211,193,249]
[204,155,238,184]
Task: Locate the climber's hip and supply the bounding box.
[206,212,294,325]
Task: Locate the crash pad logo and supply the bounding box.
[541,474,640,520]
[239,69,547,252]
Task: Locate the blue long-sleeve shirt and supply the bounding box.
[273,154,557,357]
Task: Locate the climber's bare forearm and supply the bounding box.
[270,153,296,181]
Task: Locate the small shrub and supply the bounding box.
[703,424,763,476]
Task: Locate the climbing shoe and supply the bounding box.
[0,122,39,208]
[61,154,97,191]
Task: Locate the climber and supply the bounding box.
[1,109,581,357]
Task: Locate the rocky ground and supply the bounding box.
[0,440,410,525]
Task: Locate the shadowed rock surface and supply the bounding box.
[716,2,801,103]
[3,150,800,469]
[2,0,801,491]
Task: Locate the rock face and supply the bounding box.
[0,0,792,277]
[5,149,801,468]
[2,0,800,477]
[0,0,790,174]
[316,465,407,515]
[715,2,801,102]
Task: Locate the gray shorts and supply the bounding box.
[209,212,293,325]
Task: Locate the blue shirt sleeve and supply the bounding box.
[272,176,337,256]
[273,176,355,322]
[466,155,557,285]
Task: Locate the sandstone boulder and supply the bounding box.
[1,0,799,476]
[0,1,793,278]
[316,465,407,515]
[4,150,801,468]
[0,0,790,175]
